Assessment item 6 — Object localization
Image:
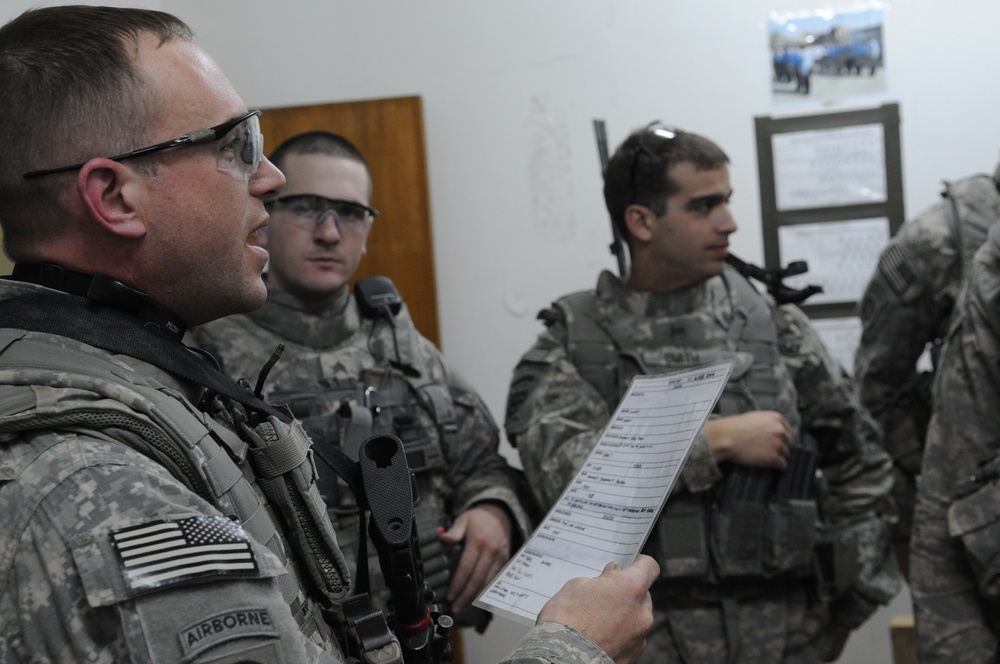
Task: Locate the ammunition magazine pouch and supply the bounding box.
[711,500,816,579]
[648,500,710,579]
[812,524,859,601]
[949,476,1000,599]
[712,501,768,578]
[649,496,821,584]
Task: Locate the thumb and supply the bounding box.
[439,517,467,544]
[601,561,622,575]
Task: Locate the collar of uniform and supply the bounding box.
[246,285,359,349]
[596,269,713,318]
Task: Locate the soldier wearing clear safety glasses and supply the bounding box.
[0,6,658,664]
[194,131,536,638]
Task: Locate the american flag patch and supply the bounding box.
[110,516,258,595]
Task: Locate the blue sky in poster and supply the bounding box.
[768,6,883,41]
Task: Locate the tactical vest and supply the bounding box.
[553,268,822,586]
[208,286,463,623]
[270,363,457,612]
[0,327,349,653]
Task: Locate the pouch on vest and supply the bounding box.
[243,416,350,604]
[813,525,859,601]
[647,497,710,579]
[764,499,817,576]
[268,379,369,508]
[711,500,767,578]
[949,476,1000,599]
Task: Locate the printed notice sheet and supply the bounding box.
[474,362,733,625]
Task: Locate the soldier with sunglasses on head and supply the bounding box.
[505,123,901,663]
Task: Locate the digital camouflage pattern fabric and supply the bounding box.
[194,283,533,630]
[911,221,1000,662]
[855,167,1000,540]
[0,278,346,664]
[507,269,900,664]
[0,278,611,664]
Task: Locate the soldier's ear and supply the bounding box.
[624,204,655,243]
[77,158,147,240]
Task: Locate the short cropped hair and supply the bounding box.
[603,125,729,244]
[268,131,372,196]
[0,6,192,257]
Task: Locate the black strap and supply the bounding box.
[11,263,189,342]
[0,289,290,423]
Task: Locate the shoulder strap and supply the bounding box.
[558,291,621,412]
[943,180,967,279]
[0,291,289,423]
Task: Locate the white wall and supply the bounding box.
[9,0,997,661]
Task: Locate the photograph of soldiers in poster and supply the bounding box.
[769,5,885,101]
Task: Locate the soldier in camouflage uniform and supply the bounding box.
[910,221,1000,662]
[0,7,660,663]
[194,132,534,632]
[854,164,1000,580]
[506,124,900,664]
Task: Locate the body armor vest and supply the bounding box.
[553,268,819,585]
[0,327,349,652]
[201,285,462,623]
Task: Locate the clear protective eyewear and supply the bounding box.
[266,194,379,233]
[23,110,264,179]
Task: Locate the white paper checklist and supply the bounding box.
[475,362,733,625]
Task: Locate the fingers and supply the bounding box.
[629,554,661,587]
[449,544,506,612]
[444,506,512,612]
[448,545,480,612]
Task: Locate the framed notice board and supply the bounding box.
[754,102,904,323]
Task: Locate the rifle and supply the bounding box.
[358,435,453,664]
[594,119,630,278]
[591,118,824,306]
[724,254,824,306]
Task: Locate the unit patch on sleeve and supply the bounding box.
[109,515,258,596]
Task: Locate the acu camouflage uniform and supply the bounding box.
[506,268,900,664]
[910,221,1000,663]
[0,277,608,664]
[0,277,350,664]
[194,282,532,631]
[855,166,1000,539]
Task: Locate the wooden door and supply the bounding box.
[258,96,440,346]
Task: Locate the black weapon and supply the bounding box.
[358,435,453,664]
[594,119,630,277]
[592,118,823,306]
[723,254,824,306]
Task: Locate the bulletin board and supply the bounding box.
[754,102,903,322]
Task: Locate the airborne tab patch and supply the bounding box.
[110,515,257,596]
[180,608,279,660]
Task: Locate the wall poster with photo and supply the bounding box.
[768,4,885,103]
